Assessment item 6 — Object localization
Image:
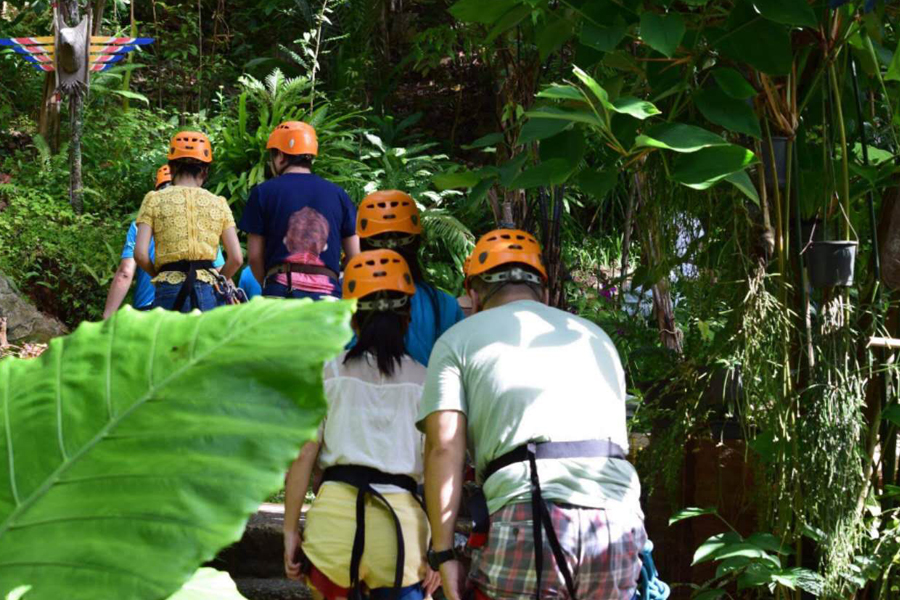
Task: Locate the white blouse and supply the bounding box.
[318,352,427,493]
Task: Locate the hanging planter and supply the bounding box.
[762,136,788,189]
[806,240,858,288]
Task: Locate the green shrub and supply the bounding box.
[0,185,121,325]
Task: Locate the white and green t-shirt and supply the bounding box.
[417,300,642,517]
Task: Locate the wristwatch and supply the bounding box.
[426,547,457,570]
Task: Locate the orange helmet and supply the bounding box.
[168,131,213,163]
[465,229,547,289]
[267,121,318,156]
[343,250,416,310]
[155,165,172,189]
[357,190,422,245]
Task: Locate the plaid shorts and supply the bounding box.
[468,501,646,600]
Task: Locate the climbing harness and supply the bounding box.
[320,465,425,600]
[265,263,339,297]
[212,271,247,305]
[468,440,627,600]
[158,260,217,312]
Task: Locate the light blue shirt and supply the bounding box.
[238,267,262,299]
[121,222,225,308]
[406,282,465,366]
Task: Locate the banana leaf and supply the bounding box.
[0,299,353,600]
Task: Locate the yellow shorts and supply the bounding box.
[303,482,430,589]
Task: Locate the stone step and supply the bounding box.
[211,503,297,579]
[234,578,312,600]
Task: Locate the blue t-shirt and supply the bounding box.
[346,282,464,366]
[238,266,262,299]
[238,173,357,295]
[121,222,225,308]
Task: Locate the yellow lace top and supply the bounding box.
[136,186,236,285]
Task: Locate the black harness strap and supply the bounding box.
[481,440,627,600]
[321,465,423,600]
[158,260,216,312]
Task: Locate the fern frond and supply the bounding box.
[422,209,475,260]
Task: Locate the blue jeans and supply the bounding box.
[262,282,338,301]
[153,282,220,312]
[369,583,423,600]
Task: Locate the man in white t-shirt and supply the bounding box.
[418,229,646,600]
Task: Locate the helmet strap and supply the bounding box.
[477,267,543,307]
[357,294,410,312]
[366,235,418,249]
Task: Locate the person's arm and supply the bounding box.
[424,410,467,600]
[247,234,266,287]
[219,226,243,280]
[342,234,360,264]
[283,441,320,580]
[134,224,156,277]
[102,258,137,319]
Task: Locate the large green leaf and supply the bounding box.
[537,16,575,61]
[752,0,817,28]
[611,97,661,120]
[887,42,900,82]
[448,0,518,24]
[672,145,758,190]
[725,170,761,205]
[518,118,572,144]
[0,300,353,600]
[639,12,685,58]
[577,169,618,202]
[540,128,586,168]
[580,21,628,52]
[712,68,756,100]
[669,506,718,525]
[695,86,762,138]
[510,159,576,189]
[693,532,743,565]
[167,569,247,600]
[524,106,606,128]
[716,18,792,75]
[635,123,728,153]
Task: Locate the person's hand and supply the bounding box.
[283,530,302,580]
[438,560,466,600]
[423,566,442,597]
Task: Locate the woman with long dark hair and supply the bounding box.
[356,191,464,365]
[283,249,439,600]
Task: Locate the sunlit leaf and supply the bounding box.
[693,532,743,565]
[752,0,818,28]
[635,123,728,153]
[695,86,762,139]
[672,145,758,190]
[712,68,756,100]
[669,506,718,525]
[0,300,353,600]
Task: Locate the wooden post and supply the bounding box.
[61,0,85,214]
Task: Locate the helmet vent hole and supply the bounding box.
[501,234,511,239]
[374,270,387,277]
[516,235,525,240]
[487,236,497,241]
[509,244,523,250]
[384,214,396,220]
[377,202,387,208]
[479,252,488,264]
[360,219,368,231]
[365,260,375,266]
[404,274,412,284]
[390,202,399,207]
[348,281,356,292]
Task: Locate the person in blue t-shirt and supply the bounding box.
[103,165,226,318]
[238,266,262,300]
[239,121,359,300]
[355,190,464,366]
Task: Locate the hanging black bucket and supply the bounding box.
[763,136,788,189]
[807,241,858,288]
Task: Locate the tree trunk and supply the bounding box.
[92,0,106,34]
[68,93,84,214]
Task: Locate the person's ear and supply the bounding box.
[467,288,482,313]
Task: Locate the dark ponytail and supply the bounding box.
[344,293,410,377]
[168,158,209,181]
